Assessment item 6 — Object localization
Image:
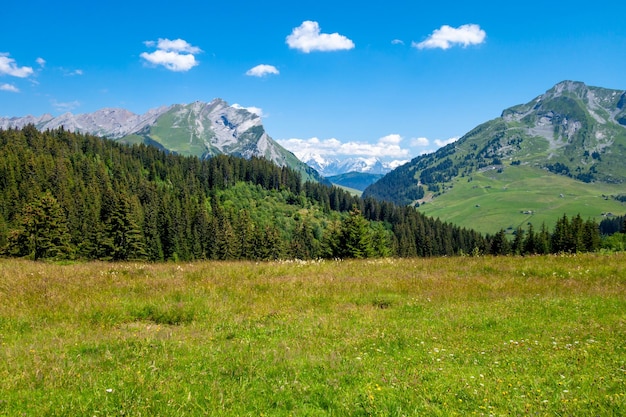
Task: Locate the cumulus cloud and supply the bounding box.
[36,57,46,68]
[388,159,409,170]
[1,83,19,93]
[434,136,460,147]
[141,38,202,72]
[391,39,405,45]
[0,53,34,78]
[411,137,430,147]
[277,134,410,160]
[379,134,403,145]
[232,104,264,117]
[286,21,355,53]
[146,38,201,54]
[413,24,486,50]
[246,64,279,77]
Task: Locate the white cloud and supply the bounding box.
[36,57,46,67]
[150,38,201,54]
[0,53,34,78]
[277,134,410,160]
[379,134,402,145]
[286,21,355,53]
[411,137,430,147]
[232,103,264,117]
[434,136,460,147]
[51,99,80,112]
[388,159,409,170]
[62,68,83,76]
[141,38,201,72]
[246,64,279,77]
[391,39,405,45]
[141,50,198,72]
[413,24,486,50]
[1,83,19,93]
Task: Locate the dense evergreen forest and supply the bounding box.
[0,126,610,261]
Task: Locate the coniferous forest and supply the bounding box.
[0,126,609,261]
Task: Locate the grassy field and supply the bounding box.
[1,254,625,416]
[418,165,626,234]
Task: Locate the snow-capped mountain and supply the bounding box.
[302,155,404,177]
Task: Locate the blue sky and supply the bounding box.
[2,0,625,165]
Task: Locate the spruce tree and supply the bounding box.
[512,227,525,255]
[582,219,601,252]
[490,229,510,256]
[523,223,537,255]
[338,206,373,259]
[7,192,74,260]
[102,194,147,261]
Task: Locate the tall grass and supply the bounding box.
[1,254,625,416]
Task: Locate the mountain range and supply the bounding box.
[364,81,626,232]
[2,80,625,233]
[0,99,324,183]
[302,155,397,176]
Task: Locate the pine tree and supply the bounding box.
[370,222,394,257]
[551,214,572,253]
[338,206,373,259]
[570,214,585,253]
[512,227,525,255]
[537,222,551,254]
[582,219,601,252]
[102,193,147,261]
[232,209,254,259]
[6,192,74,260]
[523,223,537,255]
[490,229,510,256]
[291,219,321,260]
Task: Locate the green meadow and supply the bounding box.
[418,165,626,234]
[1,254,625,416]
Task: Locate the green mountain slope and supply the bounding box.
[117,100,326,184]
[363,81,626,233]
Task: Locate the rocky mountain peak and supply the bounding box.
[548,80,587,97]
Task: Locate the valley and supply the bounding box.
[2,80,625,237]
[417,164,625,234]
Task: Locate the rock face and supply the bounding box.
[0,99,321,181]
[364,81,626,205]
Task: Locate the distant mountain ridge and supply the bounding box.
[302,155,400,176]
[0,99,323,182]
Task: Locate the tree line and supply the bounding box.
[0,126,612,262]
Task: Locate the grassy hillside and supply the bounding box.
[418,164,626,234]
[1,255,625,416]
[365,82,626,233]
[331,183,363,197]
